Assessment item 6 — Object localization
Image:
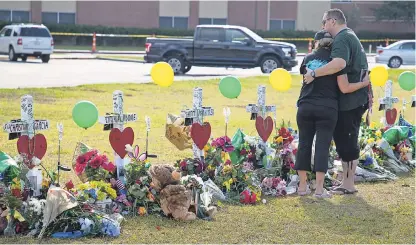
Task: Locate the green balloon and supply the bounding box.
[72,101,99,129]
[382,126,409,145]
[219,76,242,99]
[398,71,415,91]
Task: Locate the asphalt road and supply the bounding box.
[0,55,413,89]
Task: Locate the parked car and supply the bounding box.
[375,40,415,68]
[144,25,298,74]
[0,23,54,63]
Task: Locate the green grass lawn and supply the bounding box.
[0,69,414,243]
[55,45,145,52]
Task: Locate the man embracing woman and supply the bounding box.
[295,9,371,198]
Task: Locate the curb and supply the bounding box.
[96,57,145,63]
[54,49,145,55]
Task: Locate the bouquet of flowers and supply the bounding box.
[74,149,116,182]
[271,121,297,180]
[75,181,117,204]
[123,145,161,216]
[261,177,287,197]
[22,197,46,232]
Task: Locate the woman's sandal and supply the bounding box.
[297,186,311,196]
[313,189,332,199]
[330,187,357,195]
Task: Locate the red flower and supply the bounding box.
[102,162,116,173]
[240,190,251,204]
[11,188,21,198]
[90,156,103,169]
[290,162,295,169]
[272,178,281,188]
[292,148,298,156]
[180,161,187,171]
[240,149,247,155]
[136,179,142,185]
[65,180,74,190]
[279,128,290,138]
[76,155,87,165]
[225,160,232,165]
[75,162,87,175]
[250,193,257,204]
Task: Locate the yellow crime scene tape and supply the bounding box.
[50,32,399,42]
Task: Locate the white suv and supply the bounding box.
[0,23,54,63]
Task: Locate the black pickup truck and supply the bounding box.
[144,25,298,74]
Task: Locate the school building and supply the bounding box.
[0,1,413,33]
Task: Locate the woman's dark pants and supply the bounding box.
[295,103,338,173]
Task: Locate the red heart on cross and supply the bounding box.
[255,116,274,142]
[17,134,47,169]
[109,127,134,158]
[386,108,397,125]
[190,122,211,150]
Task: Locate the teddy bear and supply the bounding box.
[149,164,196,221]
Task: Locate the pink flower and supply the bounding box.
[65,180,74,190]
[272,178,281,188]
[290,162,295,169]
[240,149,247,155]
[103,162,116,172]
[75,162,87,175]
[225,160,232,166]
[90,156,103,169]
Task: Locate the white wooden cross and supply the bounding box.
[2,95,49,197]
[98,90,138,181]
[378,80,399,126]
[246,85,276,120]
[3,95,50,139]
[180,87,214,159]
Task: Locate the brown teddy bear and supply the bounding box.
[149,164,196,221]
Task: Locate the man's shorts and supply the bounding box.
[333,104,368,162]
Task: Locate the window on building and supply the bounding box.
[42,12,58,24]
[199,18,227,25]
[59,13,75,24]
[0,10,11,22]
[12,11,30,22]
[269,19,296,30]
[198,27,224,42]
[159,16,188,29]
[174,17,188,29]
[42,12,76,24]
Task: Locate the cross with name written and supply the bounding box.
[246,85,276,120]
[181,87,214,159]
[99,90,137,182]
[378,80,399,126]
[2,95,49,197]
[3,95,50,140]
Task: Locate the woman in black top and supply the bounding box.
[295,30,369,198]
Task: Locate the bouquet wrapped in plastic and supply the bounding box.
[72,142,116,182]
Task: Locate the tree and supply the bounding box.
[373,1,415,23]
[344,3,361,30]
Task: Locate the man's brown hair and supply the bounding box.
[325,8,347,25]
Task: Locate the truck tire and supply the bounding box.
[41,55,50,63]
[183,65,192,74]
[260,56,281,74]
[166,55,185,74]
[8,47,17,62]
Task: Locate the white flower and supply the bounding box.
[14,154,23,163]
[32,157,41,166]
[125,144,134,153]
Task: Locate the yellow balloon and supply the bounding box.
[370,66,388,87]
[151,62,174,87]
[269,68,292,92]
